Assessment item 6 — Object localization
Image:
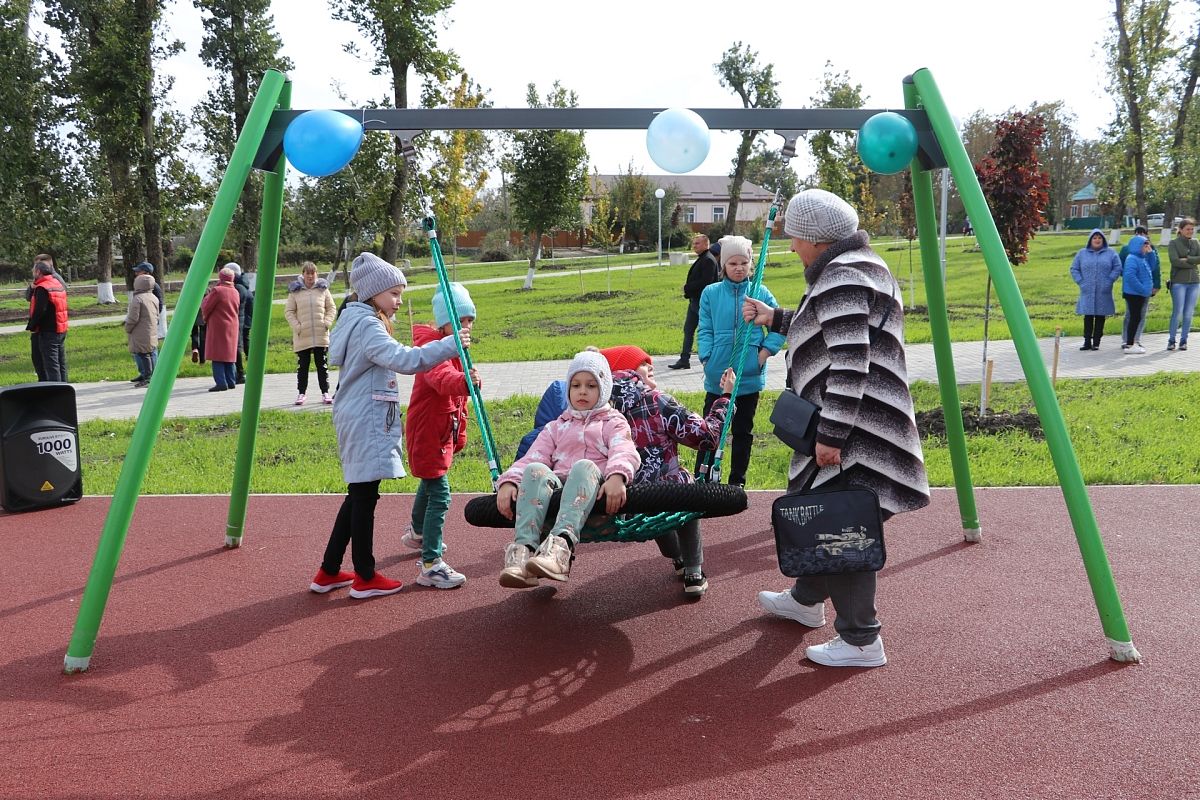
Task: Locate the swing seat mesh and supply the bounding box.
[463,481,748,543]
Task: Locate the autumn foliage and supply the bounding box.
[974,113,1051,266]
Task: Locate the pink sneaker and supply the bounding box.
[321,392,333,404]
[295,393,306,406]
[309,569,354,593]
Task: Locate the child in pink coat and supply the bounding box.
[495,350,641,587]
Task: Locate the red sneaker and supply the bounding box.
[310,569,355,593]
[349,572,404,599]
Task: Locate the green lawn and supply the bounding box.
[76,373,1200,495]
[0,231,1178,384]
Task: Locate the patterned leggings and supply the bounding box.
[513,460,603,549]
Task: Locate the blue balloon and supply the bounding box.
[283,110,365,177]
[856,112,919,175]
[646,108,711,173]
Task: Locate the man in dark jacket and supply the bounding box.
[26,260,69,381]
[668,234,721,370]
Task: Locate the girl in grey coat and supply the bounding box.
[310,253,470,600]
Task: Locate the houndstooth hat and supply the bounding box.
[783,189,860,243]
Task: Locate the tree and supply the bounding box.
[608,164,648,245]
[45,0,170,288]
[1024,101,1090,229]
[806,62,865,200]
[975,112,1051,266]
[329,0,459,264]
[507,82,588,290]
[1163,13,1200,226]
[715,42,780,236]
[1110,0,1174,228]
[292,129,395,278]
[428,73,490,265]
[193,0,292,271]
[0,2,86,266]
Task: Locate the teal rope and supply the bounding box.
[422,216,501,486]
[703,199,782,484]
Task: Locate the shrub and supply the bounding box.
[480,249,511,262]
[278,243,334,266]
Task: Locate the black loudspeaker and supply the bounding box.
[0,382,83,512]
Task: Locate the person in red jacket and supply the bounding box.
[402,283,479,589]
[26,258,69,382]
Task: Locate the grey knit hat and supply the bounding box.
[717,235,753,270]
[783,189,860,242]
[223,261,242,276]
[566,350,613,410]
[350,252,407,302]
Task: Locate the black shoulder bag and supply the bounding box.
[771,467,886,576]
[769,282,895,455]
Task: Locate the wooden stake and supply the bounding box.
[1052,326,1062,385]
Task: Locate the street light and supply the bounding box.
[655,187,666,266]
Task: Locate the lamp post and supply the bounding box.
[655,187,666,266]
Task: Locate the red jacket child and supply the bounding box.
[404,323,469,479]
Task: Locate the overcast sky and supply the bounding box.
[38,1,1167,179]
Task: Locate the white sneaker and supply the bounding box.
[499,542,539,588]
[757,590,826,627]
[806,635,887,668]
[525,534,573,582]
[415,558,466,589]
[1129,344,1146,354]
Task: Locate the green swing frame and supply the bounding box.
[62,68,1142,673]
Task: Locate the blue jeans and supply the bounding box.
[132,351,155,381]
[1168,282,1200,345]
[212,361,237,388]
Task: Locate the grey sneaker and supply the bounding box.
[757,590,826,627]
[525,534,573,582]
[401,525,446,555]
[499,542,539,589]
[805,635,887,668]
[415,558,466,589]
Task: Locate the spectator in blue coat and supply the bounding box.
[1070,228,1122,351]
[1121,235,1154,354]
[1118,226,1160,348]
[697,235,786,486]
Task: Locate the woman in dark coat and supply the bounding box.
[742,189,930,669]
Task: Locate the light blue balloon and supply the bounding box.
[646,108,711,173]
[856,112,919,175]
[283,110,365,177]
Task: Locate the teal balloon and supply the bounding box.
[646,108,711,173]
[283,110,365,177]
[856,112,919,175]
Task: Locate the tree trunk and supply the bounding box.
[139,46,163,273]
[726,130,756,234]
[382,55,412,263]
[522,230,542,290]
[231,10,259,272]
[1165,20,1200,227]
[96,233,116,303]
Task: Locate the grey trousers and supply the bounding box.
[790,571,880,646]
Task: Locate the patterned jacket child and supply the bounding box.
[609,370,729,484]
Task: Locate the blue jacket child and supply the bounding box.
[1122,235,1154,297]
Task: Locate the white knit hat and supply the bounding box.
[350,252,407,302]
[566,350,613,410]
[223,261,242,276]
[783,189,859,242]
[717,235,753,270]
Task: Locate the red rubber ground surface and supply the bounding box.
[1,487,1197,799]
